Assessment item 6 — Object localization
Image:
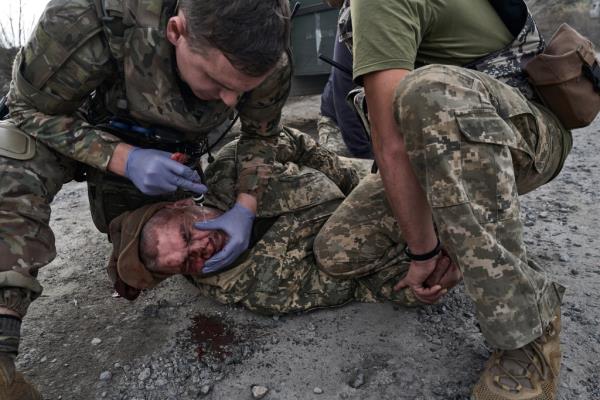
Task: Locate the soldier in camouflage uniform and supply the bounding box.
[108,129,462,314]
[0,0,293,397]
[314,1,571,399]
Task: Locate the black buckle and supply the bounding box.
[583,62,600,93]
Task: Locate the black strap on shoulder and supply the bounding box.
[488,0,528,38]
[0,96,8,120]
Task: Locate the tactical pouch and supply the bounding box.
[524,23,600,129]
[0,121,35,161]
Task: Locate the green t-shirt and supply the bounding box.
[351,0,514,81]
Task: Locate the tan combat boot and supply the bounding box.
[471,312,561,400]
[0,354,42,400]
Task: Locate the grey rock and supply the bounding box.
[91,338,102,346]
[314,387,324,394]
[252,385,269,399]
[138,368,151,382]
[200,384,212,395]
[99,371,112,381]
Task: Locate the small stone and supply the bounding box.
[251,385,269,399]
[200,384,212,395]
[91,338,102,346]
[114,362,121,368]
[559,253,570,262]
[40,356,47,363]
[138,368,151,382]
[539,211,549,219]
[99,371,112,381]
[101,392,107,398]
[314,387,323,394]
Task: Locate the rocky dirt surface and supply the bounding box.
[15,96,600,400]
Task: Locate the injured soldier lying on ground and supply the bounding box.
[107,128,462,314]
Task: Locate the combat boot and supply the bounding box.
[471,312,561,400]
[0,353,42,400]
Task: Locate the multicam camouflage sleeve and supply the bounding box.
[235,53,292,201]
[6,0,122,171]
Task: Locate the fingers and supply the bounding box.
[194,220,221,231]
[176,179,207,195]
[202,243,237,273]
[425,255,450,288]
[438,262,463,290]
[394,277,409,292]
[413,285,447,304]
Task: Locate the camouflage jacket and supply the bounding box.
[203,127,359,218]
[6,0,291,202]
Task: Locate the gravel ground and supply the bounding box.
[15,96,600,400]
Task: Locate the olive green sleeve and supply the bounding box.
[6,0,121,171]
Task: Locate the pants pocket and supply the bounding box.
[454,109,535,223]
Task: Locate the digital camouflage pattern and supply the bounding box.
[316,65,571,350]
[317,115,353,157]
[465,8,545,101]
[0,0,290,321]
[189,131,417,314]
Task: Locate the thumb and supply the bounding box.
[394,277,410,292]
[194,220,221,231]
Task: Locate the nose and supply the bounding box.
[219,89,240,108]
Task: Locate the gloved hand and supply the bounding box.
[125,148,207,196]
[0,353,41,400]
[194,203,255,274]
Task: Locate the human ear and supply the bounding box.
[166,15,186,46]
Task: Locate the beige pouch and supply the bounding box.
[0,121,35,160]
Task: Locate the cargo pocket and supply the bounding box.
[455,108,535,223]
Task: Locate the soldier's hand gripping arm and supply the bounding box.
[362,69,449,303]
[194,53,292,273]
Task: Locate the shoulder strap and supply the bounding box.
[488,0,528,38]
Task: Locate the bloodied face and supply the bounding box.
[140,199,227,275]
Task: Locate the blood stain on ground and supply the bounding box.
[189,314,236,361]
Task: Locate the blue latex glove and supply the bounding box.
[194,203,255,273]
[125,148,207,196]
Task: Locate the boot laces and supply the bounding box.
[493,329,554,393]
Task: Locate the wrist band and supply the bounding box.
[404,238,442,261]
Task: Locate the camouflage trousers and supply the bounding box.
[189,139,416,314]
[189,199,417,315]
[315,65,571,350]
[0,139,80,315]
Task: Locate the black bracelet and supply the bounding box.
[404,238,442,261]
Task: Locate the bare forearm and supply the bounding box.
[365,69,437,253]
[374,137,437,253]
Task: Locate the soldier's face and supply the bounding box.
[167,15,270,107]
[148,200,227,275]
